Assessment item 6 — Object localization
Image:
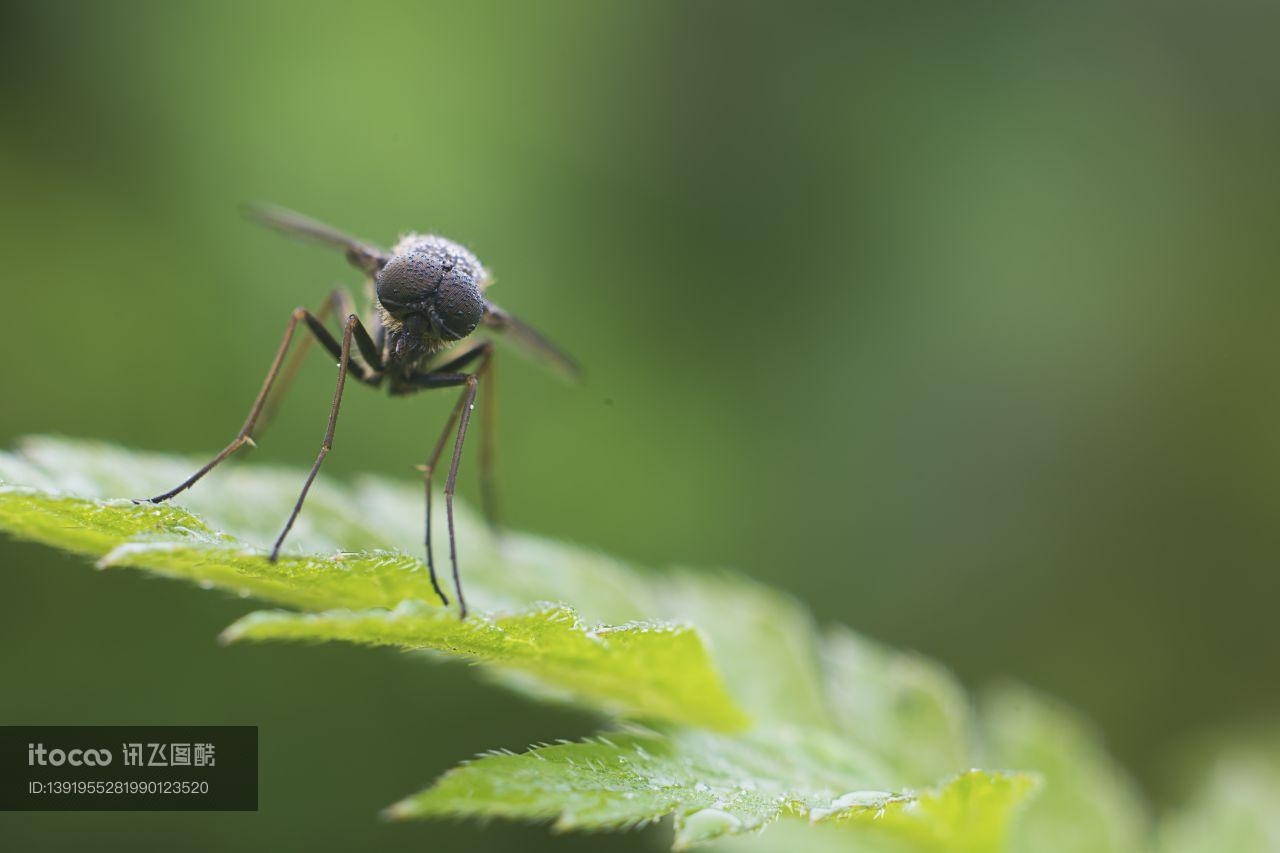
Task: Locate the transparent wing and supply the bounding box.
[243,204,387,274]
[482,302,580,380]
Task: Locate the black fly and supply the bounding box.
[139,206,578,618]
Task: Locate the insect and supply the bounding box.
[139,205,578,618]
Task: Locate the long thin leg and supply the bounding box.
[421,387,469,606]
[407,343,493,616]
[141,307,317,503]
[257,287,355,436]
[425,346,500,531]
[269,313,363,561]
[443,374,481,618]
[300,311,381,379]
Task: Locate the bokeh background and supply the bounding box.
[2,1,1279,850]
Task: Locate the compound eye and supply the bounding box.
[375,252,436,315]
[435,273,485,340]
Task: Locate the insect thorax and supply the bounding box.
[391,233,490,290]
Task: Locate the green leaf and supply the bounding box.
[0,436,1126,851]
[826,769,1038,853]
[980,684,1150,853]
[223,602,748,730]
[0,437,831,733]
[821,626,975,788]
[654,572,834,731]
[389,729,1033,851]
[0,488,216,556]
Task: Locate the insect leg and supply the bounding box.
[296,298,381,380]
[139,305,360,504]
[268,313,368,560]
[443,373,481,618]
[420,385,469,606]
[257,287,362,436]
[427,345,498,530]
[405,343,494,616]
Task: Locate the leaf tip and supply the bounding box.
[381,797,423,821]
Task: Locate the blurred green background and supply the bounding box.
[2,1,1278,849]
